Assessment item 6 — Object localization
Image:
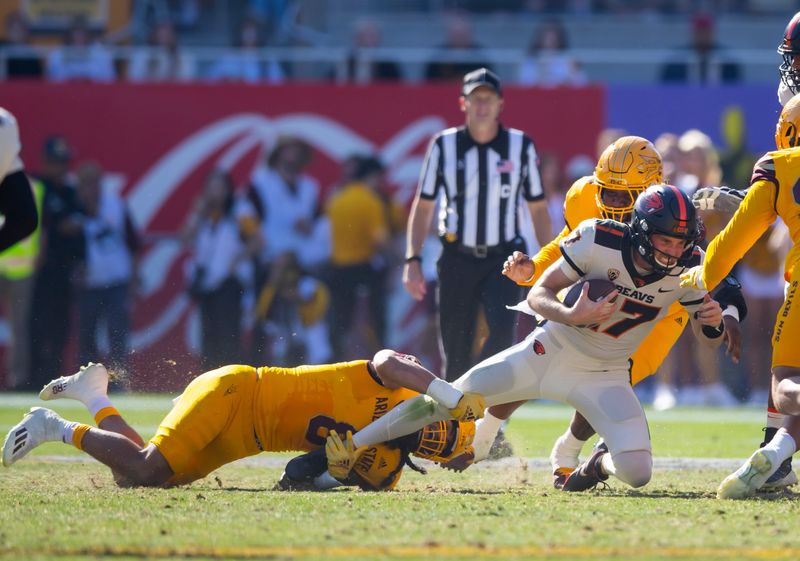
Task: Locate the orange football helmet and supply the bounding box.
[594,136,663,222]
[775,93,800,150]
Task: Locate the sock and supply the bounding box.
[472,412,504,462]
[763,428,797,464]
[549,429,587,471]
[87,396,114,419]
[94,406,120,425]
[599,452,614,477]
[767,407,788,429]
[353,395,448,448]
[71,424,92,450]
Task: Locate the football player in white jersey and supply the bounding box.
[327,184,726,491]
[0,107,37,252]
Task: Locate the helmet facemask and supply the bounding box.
[779,53,800,97]
[413,420,474,464]
[594,136,663,222]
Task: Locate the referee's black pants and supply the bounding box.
[436,243,524,382]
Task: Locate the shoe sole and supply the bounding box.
[717,452,772,500]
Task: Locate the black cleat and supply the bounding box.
[562,447,609,492]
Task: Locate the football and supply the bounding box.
[563,279,619,307]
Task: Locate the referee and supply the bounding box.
[403,68,552,382]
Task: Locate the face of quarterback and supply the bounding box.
[461,86,503,128]
[648,233,688,270]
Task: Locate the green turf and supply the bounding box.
[0,396,798,560]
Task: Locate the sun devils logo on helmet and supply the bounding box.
[641,192,664,213]
[533,340,545,355]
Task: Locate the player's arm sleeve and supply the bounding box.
[521,137,545,202]
[0,171,38,253]
[702,178,777,290]
[417,136,444,201]
[557,219,597,282]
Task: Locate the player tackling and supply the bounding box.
[327,184,727,492]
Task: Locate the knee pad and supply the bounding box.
[610,450,652,488]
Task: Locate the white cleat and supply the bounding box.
[39,363,108,403]
[717,449,780,500]
[2,407,64,467]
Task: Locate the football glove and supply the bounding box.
[692,186,746,213]
[325,430,366,481]
[679,266,706,290]
[449,392,486,422]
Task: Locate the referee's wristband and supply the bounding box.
[405,255,422,264]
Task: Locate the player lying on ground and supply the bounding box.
[328,185,727,492]
[681,94,800,499]
[1,350,482,490]
[460,137,746,490]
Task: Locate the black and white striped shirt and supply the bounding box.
[417,124,544,249]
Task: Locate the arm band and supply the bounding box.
[426,378,462,409]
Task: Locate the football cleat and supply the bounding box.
[39,363,109,403]
[2,407,64,467]
[562,445,609,492]
[758,457,797,492]
[717,449,780,500]
[553,467,574,490]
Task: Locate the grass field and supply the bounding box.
[1,394,798,561]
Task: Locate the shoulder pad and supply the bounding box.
[751,153,778,187]
[593,219,627,249]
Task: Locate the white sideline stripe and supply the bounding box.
[0,394,766,423]
[30,455,744,471]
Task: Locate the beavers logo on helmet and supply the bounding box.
[641,192,664,213]
[533,339,546,355]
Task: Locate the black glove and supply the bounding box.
[712,274,747,323]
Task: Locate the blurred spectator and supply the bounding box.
[654,132,681,183]
[660,13,741,84]
[674,128,722,193]
[595,127,626,158]
[47,16,115,83]
[424,12,488,81]
[258,253,332,365]
[0,12,43,79]
[247,136,328,273]
[206,18,285,83]
[667,128,737,406]
[182,170,261,370]
[539,152,568,235]
[325,156,390,360]
[128,21,196,82]
[0,174,44,389]
[517,19,586,86]
[719,106,757,189]
[75,161,140,373]
[28,136,85,387]
[341,19,401,83]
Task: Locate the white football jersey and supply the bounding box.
[547,218,707,366]
[0,107,23,181]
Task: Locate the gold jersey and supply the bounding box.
[255,360,417,452]
[702,149,800,289]
[519,175,688,384]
